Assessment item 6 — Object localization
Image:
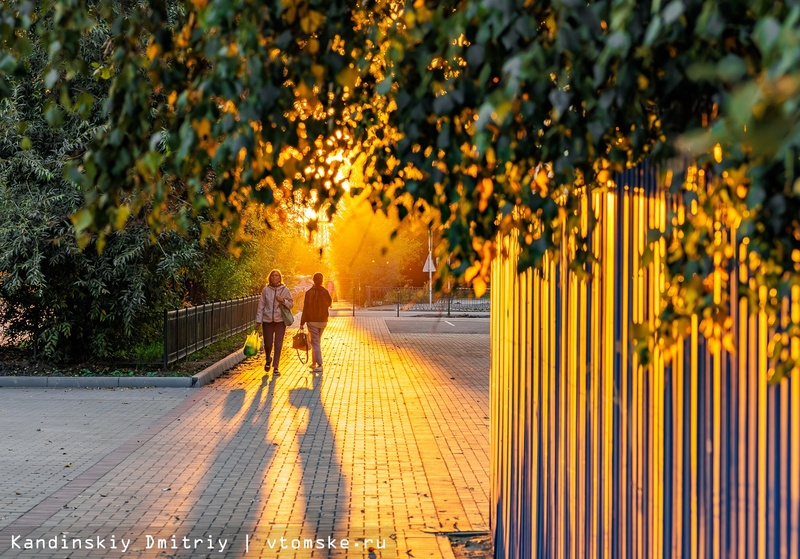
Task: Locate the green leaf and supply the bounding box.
[646,228,663,243]
[745,183,766,209]
[0,53,16,73]
[662,0,684,25]
[44,105,65,128]
[641,247,655,268]
[75,92,94,117]
[754,17,781,54]
[643,15,662,46]
[376,76,393,96]
[716,54,747,83]
[44,68,59,89]
[71,208,94,233]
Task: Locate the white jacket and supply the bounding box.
[256,284,294,323]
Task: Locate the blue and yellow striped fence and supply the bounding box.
[490,163,800,558]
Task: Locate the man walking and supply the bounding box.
[300,272,333,373]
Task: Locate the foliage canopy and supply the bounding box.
[2,0,800,372]
[0,2,308,359]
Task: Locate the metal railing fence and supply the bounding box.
[359,286,490,316]
[163,295,259,368]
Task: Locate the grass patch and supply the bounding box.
[114,340,163,365]
[183,330,250,363]
[1,329,252,377]
[167,330,251,375]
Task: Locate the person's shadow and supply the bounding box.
[288,371,351,547]
[192,368,350,555]
[134,366,353,556]
[174,370,279,556]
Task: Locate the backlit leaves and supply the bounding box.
[2,0,800,372]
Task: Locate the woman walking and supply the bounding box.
[300,272,333,373]
[256,269,294,376]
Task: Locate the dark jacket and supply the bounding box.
[300,285,332,325]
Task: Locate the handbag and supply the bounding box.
[243,329,261,357]
[292,328,310,364]
[280,303,294,326]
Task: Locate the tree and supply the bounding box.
[200,201,324,301]
[0,67,203,359]
[2,0,799,370]
[327,194,424,294]
[0,1,201,360]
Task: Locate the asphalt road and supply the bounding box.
[384,318,490,335]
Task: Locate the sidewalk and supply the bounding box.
[0,316,490,558]
[328,300,489,319]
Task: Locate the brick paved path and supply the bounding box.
[0,317,489,558]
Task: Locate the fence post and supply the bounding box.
[163,308,168,370]
[193,305,198,354]
[448,292,451,318]
[396,289,400,317]
[209,301,216,344]
[182,307,187,360]
[352,284,355,317]
[249,295,255,329]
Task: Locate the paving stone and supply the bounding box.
[0,316,489,558]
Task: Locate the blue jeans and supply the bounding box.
[307,323,326,366]
[262,321,287,369]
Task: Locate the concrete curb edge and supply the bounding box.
[191,349,247,387]
[0,349,248,389]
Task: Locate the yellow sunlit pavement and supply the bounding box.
[0,316,489,558]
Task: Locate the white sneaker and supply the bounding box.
[312,366,323,373]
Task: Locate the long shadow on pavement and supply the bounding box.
[166,370,279,556]
[287,371,352,553]
[174,366,352,556]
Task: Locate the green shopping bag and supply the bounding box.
[243,329,261,357]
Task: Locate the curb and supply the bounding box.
[191,349,247,387]
[0,349,248,389]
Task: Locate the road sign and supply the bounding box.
[423,254,436,273]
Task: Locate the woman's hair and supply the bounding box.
[313,272,323,286]
[268,269,282,284]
